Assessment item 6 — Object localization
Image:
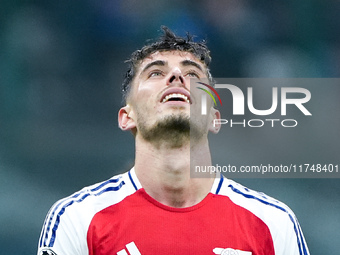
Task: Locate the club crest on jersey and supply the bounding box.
[39,248,57,255]
[213,247,252,255]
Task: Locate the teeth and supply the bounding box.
[162,93,190,103]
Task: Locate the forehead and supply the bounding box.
[137,50,205,71]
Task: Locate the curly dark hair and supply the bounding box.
[121,26,213,103]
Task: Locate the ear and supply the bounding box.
[118,104,136,131]
[208,108,221,134]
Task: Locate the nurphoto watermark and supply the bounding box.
[190,78,340,178]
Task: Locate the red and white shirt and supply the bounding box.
[37,168,309,255]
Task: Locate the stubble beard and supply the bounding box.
[137,112,203,149]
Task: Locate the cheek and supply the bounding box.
[136,79,163,100]
[136,84,153,96]
[136,79,162,93]
[132,87,158,111]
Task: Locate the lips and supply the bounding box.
[162,93,190,103]
[160,88,191,104]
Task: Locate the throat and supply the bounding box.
[148,179,209,208]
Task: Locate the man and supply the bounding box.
[37,27,309,255]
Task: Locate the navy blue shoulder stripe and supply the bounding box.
[128,170,138,191]
[39,177,124,248]
[215,175,224,195]
[228,184,308,255]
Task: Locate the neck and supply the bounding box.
[134,135,215,208]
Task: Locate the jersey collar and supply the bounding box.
[129,167,224,194]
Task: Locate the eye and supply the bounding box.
[148,70,164,78]
[186,71,200,78]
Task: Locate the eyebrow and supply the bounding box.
[140,60,166,75]
[139,59,204,75]
[180,59,204,72]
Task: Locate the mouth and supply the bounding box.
[160,88,191,104]
[161,93,190,104]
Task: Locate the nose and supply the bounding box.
[167,67,184,85]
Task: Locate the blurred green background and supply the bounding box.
[0,0,339,254]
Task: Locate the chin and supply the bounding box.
[138,113,190,145]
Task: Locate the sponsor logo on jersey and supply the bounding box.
[39,248,57,255]
[213,247,252,255]
[117,241,141,255]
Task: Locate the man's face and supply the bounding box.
[119,50,219,146]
